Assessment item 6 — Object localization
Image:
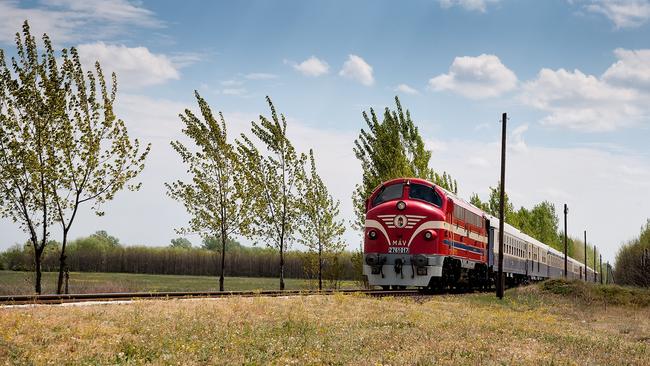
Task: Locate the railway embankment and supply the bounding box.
[1,281,648,365]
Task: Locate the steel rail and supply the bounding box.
[0,289,423,306]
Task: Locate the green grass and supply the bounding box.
[539,278,650,307]
[0,270,359,295]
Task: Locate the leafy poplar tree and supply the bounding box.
[237,96,306,290]
[298,149,346,291]
[0,22,61,293]
[166,91,250,291]
[52,45,150,294]
[170,237,192,249]
[352,96,456,227]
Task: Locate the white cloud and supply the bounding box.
[77,42,179,88]
[394,84,419,95]
[602,48,650,90]
[0,0,161,44]
[510,124,528,153]
[220,80,244,87]
[438,0,500,12]
[339,55,374,86]
[290,56,330,77]
[245,73,278,80]
[43,0,160,26]
[428,54,517,99]
[521,68,643,131]
[222,88,247,96]
[583,0,650,28]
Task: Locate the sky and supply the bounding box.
[1,0,650,263]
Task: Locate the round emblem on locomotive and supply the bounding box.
[393,215,407,228]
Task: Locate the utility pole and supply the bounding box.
[584,230,587,282]
[594,246,597,282]
[496,112,507,300]
[600,254,603,284]
[564,203,569,279]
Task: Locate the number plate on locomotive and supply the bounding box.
[388,247,409,254]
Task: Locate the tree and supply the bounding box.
[298,150,346,290]
[0,22,63,293]
[352,96,456,227]
[170,237,192,249]
[485,182,515,222]
[201,236,242,251]
[237,96,306,290]
[47,40,149,294]
[527,201,560,248]
[615,219,650,287]
[469,193,489,212]
[166,91,250,291]
[91,230,121,247]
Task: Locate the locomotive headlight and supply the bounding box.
[367,230,377,240]
[424,230,435,240]
[396,201,406,210]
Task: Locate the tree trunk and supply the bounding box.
[34,250,42,294]
[318,240,323,291]
[280,239,285,290]
[219,232,226,292]
[56,230,69,294]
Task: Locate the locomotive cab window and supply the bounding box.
[408,183,442,207]
[372,183,404,207]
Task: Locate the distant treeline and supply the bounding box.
[0,231,361,283]
[615,220,650,287]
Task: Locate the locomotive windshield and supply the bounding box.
[372,183,404,206]
[409,183,442,207]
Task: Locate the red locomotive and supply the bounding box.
[362,177,598,290]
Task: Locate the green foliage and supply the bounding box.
[469,193,489,212]
[236,96,307,290]
[170,237,192,249]
[298,150,346,289]
[0,21,67,293]
[525,202,560,249]
[480,182,516,222]
[68,231,121,252]
[352,96,456,228]
[0,21,149,294]
[614,219,650,287]
[166,91,251,290]
[201,236,242,252]
[540,279,650,307]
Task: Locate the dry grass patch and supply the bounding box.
[1,288,649,365]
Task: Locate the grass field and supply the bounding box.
[0,271,359,295]
[1,280,649,365]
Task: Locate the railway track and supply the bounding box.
[0,288,423,306]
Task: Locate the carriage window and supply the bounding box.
[409,183,442,207]
[372,183,404,206]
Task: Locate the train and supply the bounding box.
[362,177,599,290]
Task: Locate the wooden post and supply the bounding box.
[584,230,587,282]
[564,203,569,279]
[496,113,507,300]
[600,254,603,285]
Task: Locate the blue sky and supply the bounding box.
[1,0,650,262]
